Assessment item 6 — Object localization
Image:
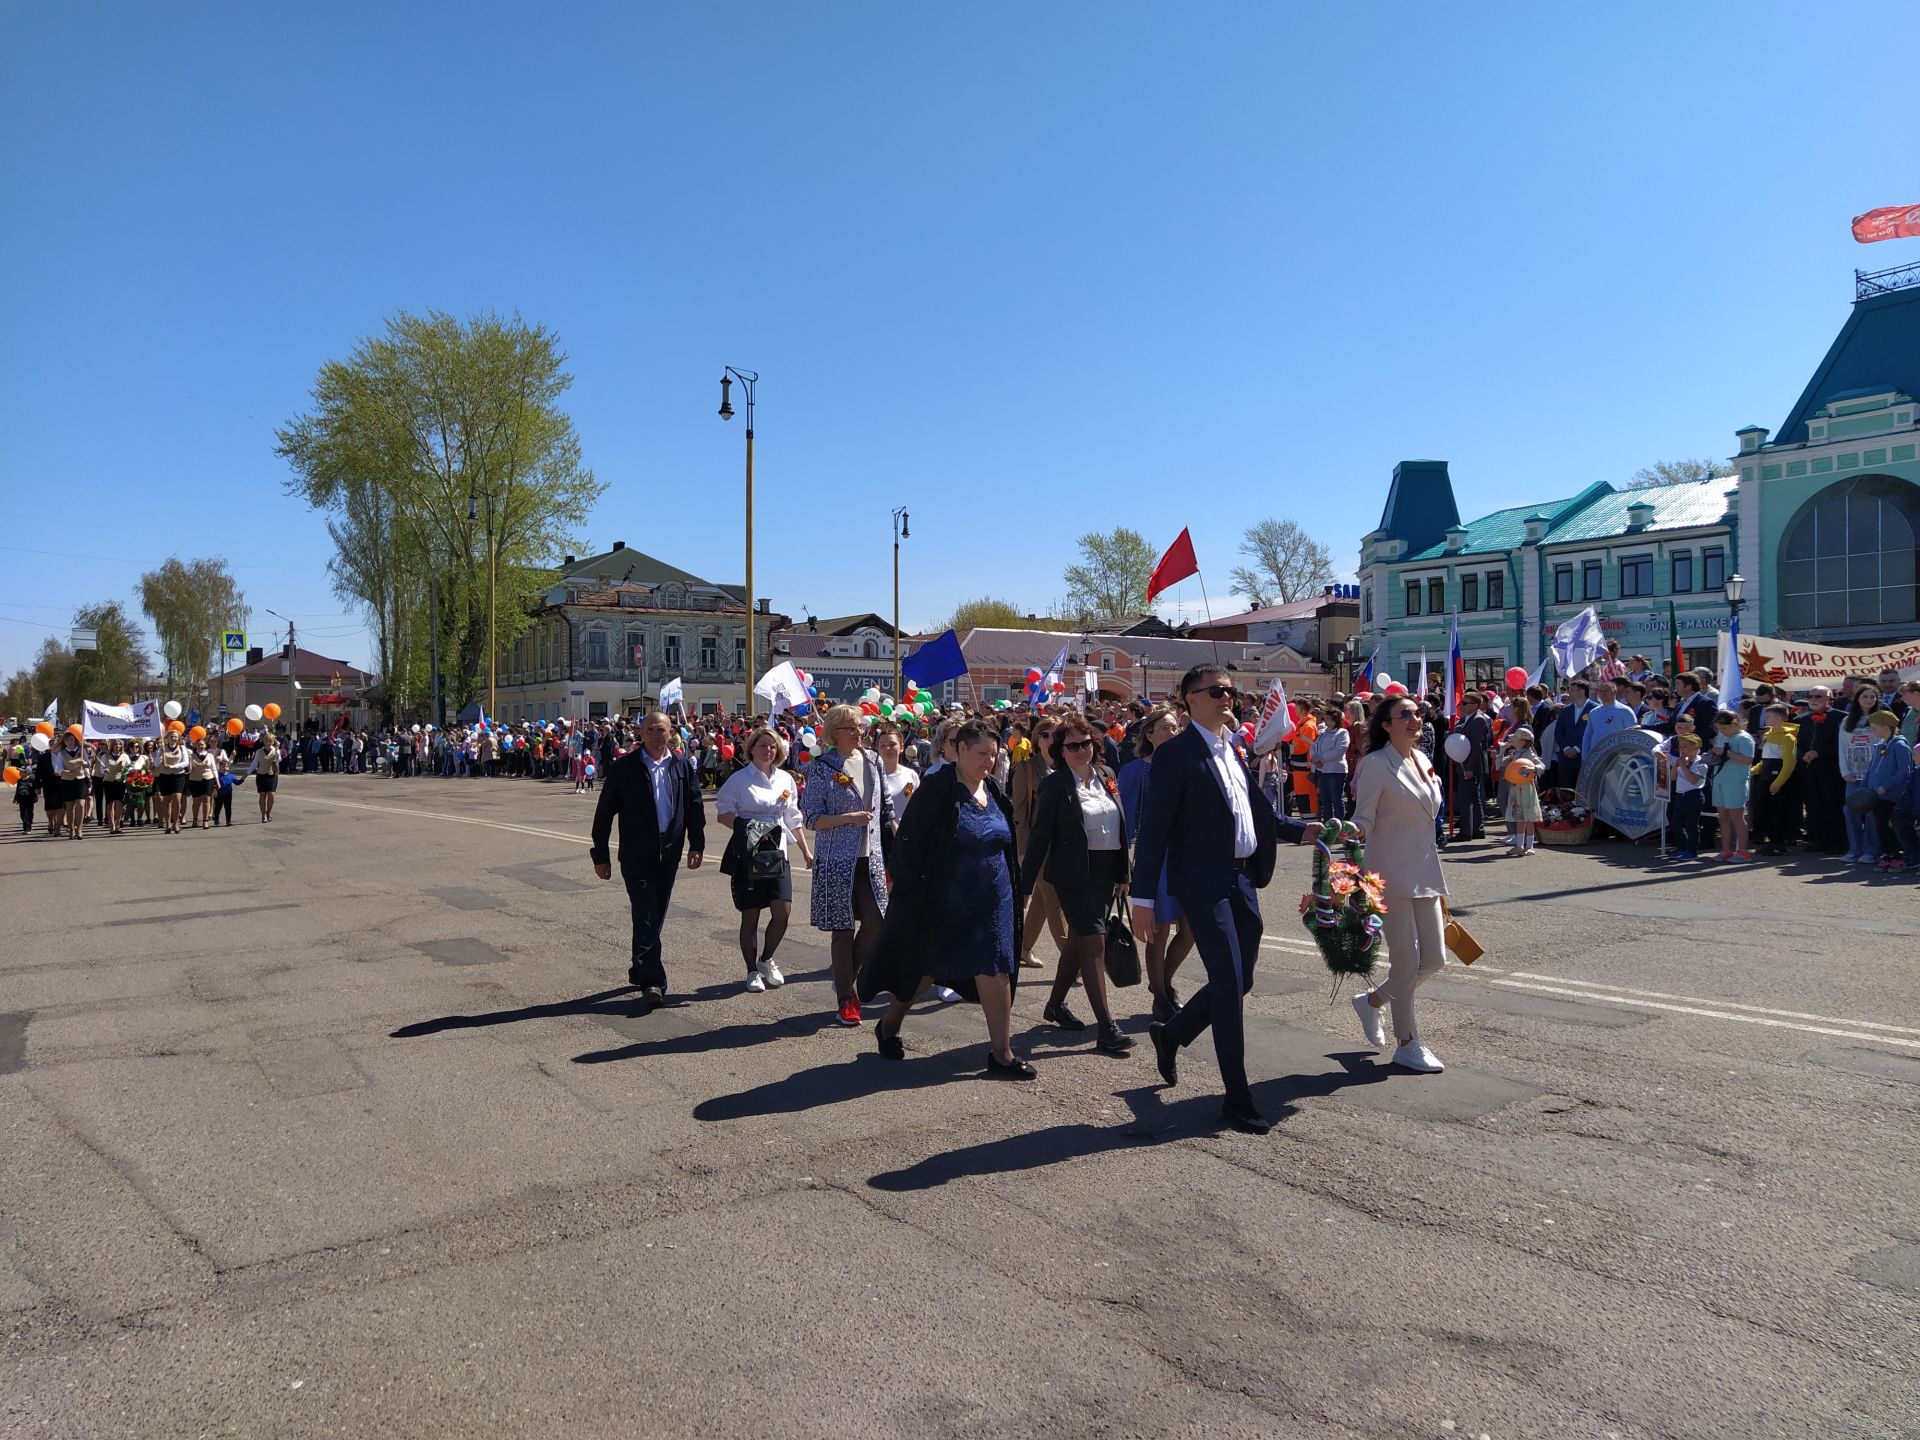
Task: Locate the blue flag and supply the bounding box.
[901,629,967,688]
[1720,615,1744,708]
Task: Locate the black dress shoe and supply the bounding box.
[1043,1000,1088,1031]
[1220,1099,1271,1135]
[985,1051,1037,1080]
[1148,1021,1178,1087]
[1095,1022,1135,1056]
[875,1019,905,1060]
[640,986,665,1012]
[1151,991,1175,1026]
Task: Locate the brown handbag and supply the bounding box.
[1441,901,1484,965]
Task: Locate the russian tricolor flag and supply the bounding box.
[1443,613,1464,720]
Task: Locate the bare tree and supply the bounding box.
[1626,458,1734,489]
[1230,519,1334,608]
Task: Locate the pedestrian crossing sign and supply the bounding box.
[222,632,247,653]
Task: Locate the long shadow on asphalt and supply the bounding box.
[572,1010,845,1066]
[684,1040,990,1121]
[390,968,835,1039]
[865,1055,1392,1191]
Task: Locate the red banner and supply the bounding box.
[1852,204,1920,244]
[1146,527,1199,602]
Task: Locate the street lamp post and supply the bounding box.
[719,368,757,716]
[1723,573,1746,688]
[1330,643,1350,696]
[891,507,910,698]
[469,489,497,723]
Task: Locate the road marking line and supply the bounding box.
[1485,979,1920,1051]
[300,795,591,846]
[1504,972,1920,1036]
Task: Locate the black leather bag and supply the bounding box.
[1103,904,1142,988]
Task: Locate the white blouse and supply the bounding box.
[883,763,919,817]
[1076,775,1124,851]
[716,765,807,856]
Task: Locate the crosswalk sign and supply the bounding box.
[222,631,247,653]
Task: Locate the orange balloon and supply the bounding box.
[188,725,207,743]
[1503,757,1538,786]
[167,720,186,734]
[226,717,244,735]
[3,766,18,784]
[34,722,53,737]
[263,703,282,721]
[67,725,83,739]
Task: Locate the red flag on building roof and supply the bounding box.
[1852,204,1920,244]
[1146,527,1199,603]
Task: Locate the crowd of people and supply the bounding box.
[7,722,282,838]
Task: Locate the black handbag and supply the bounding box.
[1103,904,1142,988]
[746,819,786,880]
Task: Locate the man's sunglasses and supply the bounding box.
[1187,684,1238,700]
[1060,737,1094,752]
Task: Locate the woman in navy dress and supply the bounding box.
[863,718,1033,1078]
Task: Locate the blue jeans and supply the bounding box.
[1842,783,1879,861]
[1315,772,1347,822]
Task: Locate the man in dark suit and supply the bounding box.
[590,711,705,1011]
[1131,665,1318,1134]
[1452,693,1492,840]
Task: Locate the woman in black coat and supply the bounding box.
[1021,713,1134,1055]
[861,719,1034,1078]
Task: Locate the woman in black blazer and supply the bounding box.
[1022,714,1134,1056]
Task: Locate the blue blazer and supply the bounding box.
[1130,723,1304,902]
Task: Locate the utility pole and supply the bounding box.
[891,507,910,698]
[718,368,757,717]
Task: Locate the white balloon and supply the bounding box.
[1443,732,1472,764]
[244,704,263,722]
[29,732,50,752]
[162,700,183,720]
[411,723,421,732]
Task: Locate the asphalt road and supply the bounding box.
[2,772,1916,1439]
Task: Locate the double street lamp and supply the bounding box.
[719,367,757,716]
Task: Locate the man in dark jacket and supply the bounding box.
[1794,685,1845,853]
[591,711,706,1009]
[1451,693,1493,840]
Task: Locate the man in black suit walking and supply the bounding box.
[591,711,705,1011]
[1131,665,1318,1134]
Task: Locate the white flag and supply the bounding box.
[1550,606,1606,678]
[658,677,684,713]
[1250,679,1295,754]
[1415,648,1428,699]
[41,698,58,727]
[754,660,808,715]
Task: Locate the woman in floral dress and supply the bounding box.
[800,705,893,1027]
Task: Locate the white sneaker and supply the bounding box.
[757,959,785,989]
[930,985,962,1004]
[1390,1038,1444,1074]
[744,971,767,994]
[1352,992,1388,1049]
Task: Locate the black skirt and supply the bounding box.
[187,778,213,798]
[1053,848,1127,938]
[58,777,89,807]
[730,853,793,911]
[255,775,278,793]
[156,773,188,797]
[101,781,125,803]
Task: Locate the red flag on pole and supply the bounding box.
[1852,204,1920,244]
[1146,527,1199,603]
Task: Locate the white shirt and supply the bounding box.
[883,762,919,818]
[1198,722,1257,860]
[715,765,805,855]
[1076,774,1124,851]
[641,748,675,831]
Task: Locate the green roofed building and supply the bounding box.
[1356,264,1920,690]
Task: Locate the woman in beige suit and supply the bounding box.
[1349,694,1450,1074]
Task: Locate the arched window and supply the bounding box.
[1778,476,1920,632]
[863,638,880,659]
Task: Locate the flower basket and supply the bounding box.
[1298,819,1385,978]
[1535,787,1592,845]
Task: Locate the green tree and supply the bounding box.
[1626,458,1734,489]
[1229,518,1334,608]
[1063,527,1156,622]
[65,601,150,713]
[945,597,1053,631]
[138,558,244,704]
[277,310,604,717]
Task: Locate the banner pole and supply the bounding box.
[1194,571,1222,666]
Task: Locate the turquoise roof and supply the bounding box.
[1401,479,1732,562]
[1543,479,1734,545]
[1402,497,1573,560]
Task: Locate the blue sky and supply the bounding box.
[3,1,1915,678]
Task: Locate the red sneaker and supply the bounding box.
[837,1000,862,1027]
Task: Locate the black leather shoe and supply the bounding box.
[985,1051,1037,1080]
[1221,1099,1271,1135]
[1151,991,1175,1025]
[1148,1021,1178,1087]
[1095,1023,1135,1056]
[875,1020,905,1060]
[641,986,665,1012]
[1043,1000,1088,1031]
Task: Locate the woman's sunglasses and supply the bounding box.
[1061,737,1094,752]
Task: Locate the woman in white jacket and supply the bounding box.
[1349,693,1451,1074]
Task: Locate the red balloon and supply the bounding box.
[1382,681,1407,696]
[1505,666,1529,691]
[1025,668,1043,683]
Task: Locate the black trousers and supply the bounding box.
[1669,789,1703,852]
[1800,764,1843,850]
[213,788,233,825]
[1750,762,1798,849]
[622,856,680,991]
[1451,763,1486,836]
[17,799,33,833]
[1165,871,1263,1108]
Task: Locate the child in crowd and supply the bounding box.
[1663,733,1709,860]
[212,752,238,827]
[1865,710,1912,873]
[1497,726,1543,854]
[1752,704,1800,856]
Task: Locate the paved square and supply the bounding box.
[3,775,1915,1438]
